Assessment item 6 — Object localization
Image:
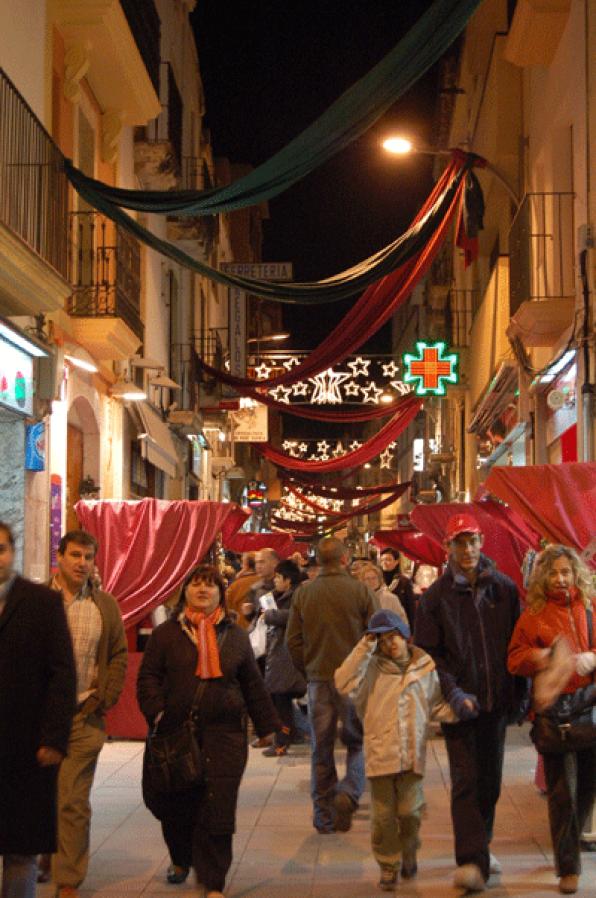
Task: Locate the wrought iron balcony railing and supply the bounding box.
[68,211,144,342]
[509,191,575,316]
[0,68,68,279]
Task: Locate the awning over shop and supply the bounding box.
[136,401,179,478]
[75,498,248,628]
[223,531,296,558]
[485,462,596,562]
[468,362,518,435]
[372,528,446,567]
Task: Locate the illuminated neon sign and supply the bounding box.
[403,341,458,396]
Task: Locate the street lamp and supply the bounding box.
[381,136,520,208]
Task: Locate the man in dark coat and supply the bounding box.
[0,521,76,898]
[414,513,524,893]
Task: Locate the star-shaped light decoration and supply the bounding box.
[282,357,300,370]
[403,341,459,396]
[333,441,345,457]
[292,381,309,397]
[361,381,384,404]
[390,379,412,395]
[282,440,297,451]
[349,440,362,452]
[348,356,370,378]
[343,381,360,397]
[309,368,351,404]
[316,440,330,455]
[299,442,308,454]
[380,448,394,469]
[381,359,401,378]
[269,385,292,404]
[254,362,272,380]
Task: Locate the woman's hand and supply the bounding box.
[36,746,64,766]
[575,651,596,677]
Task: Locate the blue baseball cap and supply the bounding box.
[367,609,411,640]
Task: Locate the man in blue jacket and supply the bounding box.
[414,513,524,893]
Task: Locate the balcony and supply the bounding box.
[68,211,143,359]
[508,192,575,346]
[134,62,183,190]
[0,69,71,316]
[165,156,218,258]
[445,289,479,349]
[119,0,161,94]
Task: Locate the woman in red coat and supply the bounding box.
[508,545,595,896]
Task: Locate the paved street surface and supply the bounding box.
[39,725,595,898]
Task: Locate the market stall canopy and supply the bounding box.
[223,531,297,558]
[75,499,248,628]
[372,528,446,567]
[485,462,596,563]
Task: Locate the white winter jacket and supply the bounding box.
[334,637,456,777]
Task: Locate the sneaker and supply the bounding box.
[166,864,190,884]
[401,851,418,879]
[262,744,288,757]
[333,791,356,832]
[250,734,273,748]
[379,866,398,891]
[489,853,502,875]
[453,864,486,892]
[559,874,579,894]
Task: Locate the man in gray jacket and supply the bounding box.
[49,530,127,898]
[286,537,378,833]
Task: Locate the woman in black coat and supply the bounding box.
[261,559,307,757]
[137,563,280,898]
[0,521,76,894]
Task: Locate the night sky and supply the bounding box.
[191,1,440,439]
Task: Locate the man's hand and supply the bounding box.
[364,633,377,645]
[576,651,596,677]
[36,746,64,766]
[449,688,479,721]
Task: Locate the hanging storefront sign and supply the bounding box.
[403,341,458,396]
[25,421,46,471]
[230,400,268,442]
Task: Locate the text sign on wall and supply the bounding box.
[230,401,268,442]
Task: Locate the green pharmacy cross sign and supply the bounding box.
[403,341,459,396]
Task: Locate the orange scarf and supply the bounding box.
[184,605,224,678]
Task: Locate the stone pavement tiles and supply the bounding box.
[38,724,595,897]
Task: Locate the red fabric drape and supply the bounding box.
[222,531,295,557]
[372,529,446,566]
[75,499,248,628]
[197,155,469,394]
[232,385,418,421]
[485,463,596,561]
[259,397,421,472]
[285,482,410,516]
[283,474,407,498]
[410,501,538,589]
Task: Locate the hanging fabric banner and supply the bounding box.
[258,396,421,472]
[62,0,482,217]
[284,482,410,516]
[283,475,407,498]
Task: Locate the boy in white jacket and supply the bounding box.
[334,609,457,891]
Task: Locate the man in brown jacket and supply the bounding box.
[49,530,127,898]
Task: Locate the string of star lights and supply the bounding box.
[280,438,398,463]
[247,354,413,406]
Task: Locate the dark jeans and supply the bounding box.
[307,679,365,831]
[160,788,232,891]
[543,747,596,876]
[442,711,507,879]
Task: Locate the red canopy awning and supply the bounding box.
[75,498,248,628]
[223,531,296,558]
[485,462,596,561]
[372,529,446,567]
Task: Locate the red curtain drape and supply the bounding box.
[485,463,596,562]
[372,528,446,566]
[410,501,539,590]
[285,482,410,516]
[197,155,468,393]
[258,397,421,472]
[283,474,406,498]
[222,531,295,557]
[75,499,248,628]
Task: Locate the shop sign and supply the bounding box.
[403,341,458,396]
[546,364,577,446]
[230,401,268,442]
[25,421,45,471]
[0,336,34,416]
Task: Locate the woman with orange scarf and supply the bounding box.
[137,564,280,898]
[507,545,595,895]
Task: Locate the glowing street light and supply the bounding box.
[381,136,413,155]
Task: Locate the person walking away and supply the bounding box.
[379,548,417,631]
[50,530,127,898]
[262,559,307,757]
[335,609,457,890]
[286,537,378,833]
[224,553,259,630]
[414,513,526,893]
[137,564,279,898]
[507,544,595,895]
[0,521,76,898]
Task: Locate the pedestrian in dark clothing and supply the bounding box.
[286,537,378,834]
[262,559,307,757]
[379,548,417,631]
[0,522,76,898]
[137,564,280,898]
[414,513,526,893]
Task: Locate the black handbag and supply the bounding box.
[145,680,207,793]
[530,608,596,755]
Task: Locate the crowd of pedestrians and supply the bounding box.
[0,517,594,898]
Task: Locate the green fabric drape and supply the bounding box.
[63,0,481,216]
[66,154,471,303]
